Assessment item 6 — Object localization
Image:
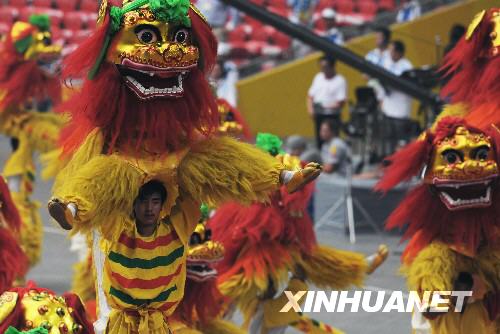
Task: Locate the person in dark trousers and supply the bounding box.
[307,55,347,149]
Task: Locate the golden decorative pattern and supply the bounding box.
[424,126,498,183]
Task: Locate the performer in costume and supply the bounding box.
[0,14,64,267]
[0,283,94,334]
[209,133,388,333]
[0,176,28,293]
[437,8,499,128]
[375,117,500,334]
[170,206,245,334]
[217,98,252,140]
[47,2,321,333]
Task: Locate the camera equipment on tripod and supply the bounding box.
[352,87,378,115]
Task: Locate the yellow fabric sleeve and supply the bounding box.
[178,136,284,207]
[263,278,308,328]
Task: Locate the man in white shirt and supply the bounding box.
[320,9,344,46]
[365,27,391,66]
[380,40,414,156]
[307,55,347,148]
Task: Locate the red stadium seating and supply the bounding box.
[32,0,53,8]
[253,25,274,42]
[336,0,355,14]
[62,11,87,30]
[0,7,20,23]
[271,31,291,49]
[317,0,336,11]
[80,0,99,13]
[358,0,378,15]
[378,0,395,11]
[228,25,250,43]
[8,0,27,7]
[54,0,78,12]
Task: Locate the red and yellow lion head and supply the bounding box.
[376,117,500,262]
[60,0,219,155]
[0,15,62,111]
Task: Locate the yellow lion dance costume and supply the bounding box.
[47,1,321,333]
[0,14,64,267]
[376,117,500,333]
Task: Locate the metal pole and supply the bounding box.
[220,0,442,107]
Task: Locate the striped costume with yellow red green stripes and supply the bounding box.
[93,213,191,334]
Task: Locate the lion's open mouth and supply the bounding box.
[186,262,218,282]
[435,179,494,210]
[117,58,195,99]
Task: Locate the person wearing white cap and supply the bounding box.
[321,8,344,45]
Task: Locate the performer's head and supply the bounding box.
[133,180,167,234]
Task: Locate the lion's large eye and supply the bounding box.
[472,146,490,161]
[135,25,161,44]
[174,28,189,43]
[442,149,463,164]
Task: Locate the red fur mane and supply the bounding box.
[175,278,225,325]
[60,9,219,155]
[209,183,316,285]
[440,9,500,128]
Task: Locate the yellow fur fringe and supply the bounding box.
[11,193,43,267]
[178,136,284,207]
[54,154,144,233]
[298,245,368,289]
[404,242,458,292]
[202,318,247,334]
[52,129,104,194]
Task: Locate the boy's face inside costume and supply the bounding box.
[134,192,163,228]
[107,4,200,100]
[424,126,499,211]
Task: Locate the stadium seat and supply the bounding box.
[54,0,78,12]
[378,0,395,11]
[336,0,355,13]
[357,0,378,15]
[228,25,250,43]
[316,0,336,11]
[8,0,27,7]
[0,23,10,35]
[253,25,274,42]
[272,0,289,9]
[0,7,19,24]
[271,31,291,49]
[32,0,53,8]
[80,0,99,13]
[62,11,87,30]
